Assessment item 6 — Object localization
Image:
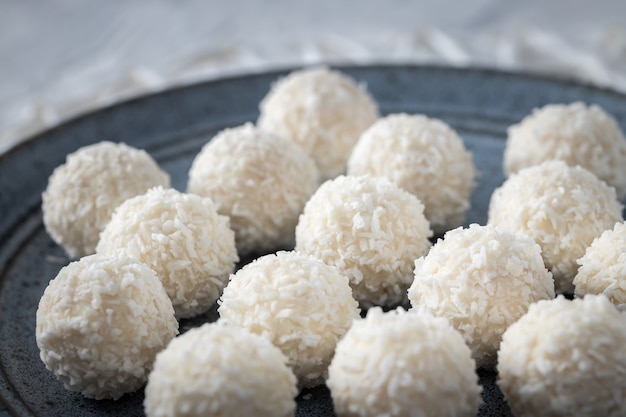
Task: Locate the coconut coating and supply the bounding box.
[498,295,626,417]
[36,253,179,400]
[488,160,623,294]
[408,224,555,368]
[42,141,170,258]
[144,323,297,417]
[218,251,360,388]
[187,123,319,256]
[347,113,477,235]
[295,175,432,308]
[327,307,482,417]
[257,67,379,180]
[504,102,626,199]
[97,187,238,319]
[574,221,626,305]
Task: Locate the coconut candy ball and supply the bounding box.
[144,322,297,417]
[347,113,477,235]
[97,186,238,319]
[488,160,623,294]
[218,251,360,388]
[296,175,432,308]
[574,221,626,306]
[42,141,170,258]
[187,123,319,256]
[327,307,482,417]
[408,224,555,368]
[36,253,179,400]
[257,67,379,180]
[498,295,626,417]
[504,102,626,199]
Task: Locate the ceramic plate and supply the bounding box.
[2,65,626,417]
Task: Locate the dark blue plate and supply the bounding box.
[2,65,626,417]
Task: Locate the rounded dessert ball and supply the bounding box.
[96,186,238,319]
[498,295,626,417]
[295,175,432,308]
[144,322,297,417]
[574,221,626,305]
[488,160,623,294]
[187,123,319,256]
[218,251,360,388]
[408,224,555,368]
[36,253,179,400]
[257,67,379,180]
[327,307,482,417]
[504,102,626,199]
[42,141,170,258]
[347,113,477,235]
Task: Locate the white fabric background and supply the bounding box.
[3,0,626,154]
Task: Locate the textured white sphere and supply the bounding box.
[488,160,623,293]
[36,253,178,400]
[408,224,555,368]
[574,221,626,305]
[347,113,477,234]
[97,186,238,319]
[296,175,432,308]
[187,123,319,255]
[218,251,360,388]
[144,323,297,417]
[504,102,626,199]
[42,141,170,258]
[258,67,379,180]
[498,295,626,417]
[327,307,482,417]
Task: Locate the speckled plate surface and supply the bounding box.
[2,65,626,417]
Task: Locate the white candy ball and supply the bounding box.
[187,123,319,255]
[348,113,477,234]
[218,251,360,388]
[489,160,623,293]
[144,323,297,417]
[258,67,379,180]
[327,307,482,417]
[296,175,432,308]
[498,295,626,417]
[504,102,626,199]
[408,224,555,368]
[574,221,626,305]
[42,141,170,258]
[36,253,178,400]
[97,186,238,319]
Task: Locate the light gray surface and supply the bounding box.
[2,0,626,154]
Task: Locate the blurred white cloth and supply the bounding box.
[2,0,626,154]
